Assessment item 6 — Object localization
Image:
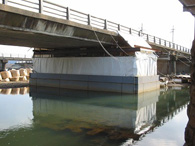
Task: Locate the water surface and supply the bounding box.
[0,86,190,146]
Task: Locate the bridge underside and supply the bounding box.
[148,42,191,75]
[0,4,125,50]
[0,4,190,57]
[0,28,112,49]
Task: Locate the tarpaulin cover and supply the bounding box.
[33,52,157,76]
[119,32,152,49]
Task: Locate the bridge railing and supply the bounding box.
[0,0,191,54]
[0,53,33,59]
[16,60,33,64]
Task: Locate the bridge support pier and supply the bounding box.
[30,52,160,94]
[170,55,177,75]
[0,59,8,71]
[157,55,190,76]
[30,73,160,94]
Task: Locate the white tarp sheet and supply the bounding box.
[33,52,157,76]
[119,32,152,49]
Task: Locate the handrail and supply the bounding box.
[8,0,38,10]
[1,0,191,54]
[0,53,32,58]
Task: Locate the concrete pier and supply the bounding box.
[0,59,8,71]
[30,53,160,94]
[157,56,190,75]
[30,73,159,94]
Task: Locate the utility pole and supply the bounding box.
[171,26,175,43]
[170,25,176,75]
[139,23,143,36]
[140,23,143,33]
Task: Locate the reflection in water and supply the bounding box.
[32,87,159,130]
[0,87,32,132]
[0,86,190,146]
[0,87,29,95]
[1,88,12,95]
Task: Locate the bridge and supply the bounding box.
[0,53,32,61]
[0,0,190,53]
[0,0,191,93]
[0,52,32,70]
[0,0,191,74]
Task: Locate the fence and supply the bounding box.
[0,53,33,60]
[0,0,191,54]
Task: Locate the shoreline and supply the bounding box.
[167,83,190,87]
[0,81,29,88]
[0,81,190,89]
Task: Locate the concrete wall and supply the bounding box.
[30,73,160,94]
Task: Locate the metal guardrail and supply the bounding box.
[16,60,33,63]
[0,0,191,54]
[0,53,33,59]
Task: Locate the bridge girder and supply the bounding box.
[0,4,118,50]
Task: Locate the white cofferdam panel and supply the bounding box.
[33,52,157,76]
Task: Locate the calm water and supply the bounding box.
[0,86,190,146]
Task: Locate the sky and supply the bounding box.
[134,106,188,146]
[57,0,194,47]
[0,0,194,54]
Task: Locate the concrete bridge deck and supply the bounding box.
[0,3,117,50]
[0,0,191,56]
